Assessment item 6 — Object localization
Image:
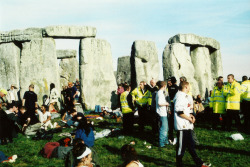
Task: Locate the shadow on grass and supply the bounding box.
[103,144,175,166]
[196,144,250,156]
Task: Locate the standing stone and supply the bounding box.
[116,56,131,84]
[210,49,223,80]
[59,57,79,88]
[80,38,117,110]
[0,43,20,89]
[20,38,60,105]
[191,46,213,98]
[131,40,159,89]
[163,43,199,96]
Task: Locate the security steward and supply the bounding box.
[120,85,135,134]
[223,74,242,131]
[131,81,150,131]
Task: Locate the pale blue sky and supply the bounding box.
[1,0,250,80]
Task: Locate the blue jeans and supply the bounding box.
[159,116,169,147]
[95,105,102,113]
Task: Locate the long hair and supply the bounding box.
[77,118,91,136]
[121,144,138,166]
[50,83,55,92]
[72,142,88,164]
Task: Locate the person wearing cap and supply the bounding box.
[0,89,8,111]
[22,84,39,125]
[6,84,19,106]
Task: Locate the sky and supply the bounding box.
[1,0,250,81]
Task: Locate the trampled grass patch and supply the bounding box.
[0,117,249,167]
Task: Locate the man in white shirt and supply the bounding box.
[36,105,53,130]
[156,81,169,148]
[174,81,210,167]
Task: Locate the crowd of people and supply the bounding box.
[118,74,250,167]
[0,73,249,166]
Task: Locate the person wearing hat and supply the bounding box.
[0,89,8,111]
[22,84,39,125]
[6,84,19,106]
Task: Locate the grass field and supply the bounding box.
[0,115,249,167]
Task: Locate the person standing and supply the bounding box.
[156,81,170,148]
[174,81,210,167]
[49,83,59,112]
[168,77,179,144]
[241,75,250,132]
[131,81,150,131]
[6,84,19,106]
[223,74,242,131]
[120,85,135,134]
[145,79,159,135]
[210,81,226,130]
[22,84,39,125]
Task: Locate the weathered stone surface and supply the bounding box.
[191,46,214,98]
[59,57,79,87]
[168,34,220,50]
[0,28,43,44]
[20,38,60,105]
[131,40,159,89]
[0,43,20,89]
[163,43,199,96]
[57,49,77,59]
[210,49,223,80]
[80,38,117,110]
[43,25,96,38]
[116,56,131,84]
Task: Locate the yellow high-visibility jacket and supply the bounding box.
[241,80,250,101]
[210,86,226,114]
[131,87,149,107]
[120,91,133,114]
[223,80,241,110]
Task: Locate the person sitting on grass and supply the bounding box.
[75,119,95,148]
[54,107,74,128]
[119,144,144,167]
[18,106,31,132]
[36,105,53,130]
[72,142,93,167]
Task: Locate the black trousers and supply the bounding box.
[176,130,203,167]
[212,113,226,129]
[138,105,148,131]
[168,102,175,141]
[122,112,134,134]
[226,109,241,130]
[241,101,250,129]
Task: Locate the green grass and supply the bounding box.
[0,117,249,167]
